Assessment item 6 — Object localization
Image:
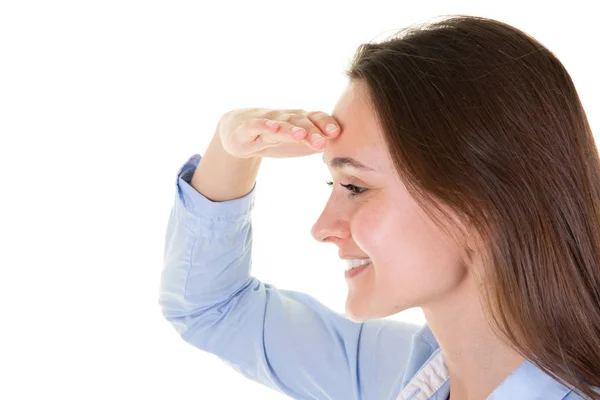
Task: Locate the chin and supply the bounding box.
[345,311,368,323]
[345,301,389,323]
[344,299,368,322]
[345,295,415,322]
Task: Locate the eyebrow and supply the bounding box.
[322,155,375,172]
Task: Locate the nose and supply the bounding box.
[311,204,351,244]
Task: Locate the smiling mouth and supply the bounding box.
[344,258,372,271]
[345,261,372,278]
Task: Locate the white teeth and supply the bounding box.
[345,258,372,271]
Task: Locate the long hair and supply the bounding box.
[346,15,600,399]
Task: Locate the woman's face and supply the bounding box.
[311,81,469,322]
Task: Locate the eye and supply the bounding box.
[325,180,368,197]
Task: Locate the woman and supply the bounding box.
[159,15,600,399]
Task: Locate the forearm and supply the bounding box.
[191,130,262,202]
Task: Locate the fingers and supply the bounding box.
[265,119,309,142]
[306,111,340,139]
[246,119,311,152]
[238,118,296,143]
[242,111,340,153]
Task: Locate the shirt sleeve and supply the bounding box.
[159,153,421,400]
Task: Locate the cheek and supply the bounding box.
[350,203,387,255]
[353,200,466,304]
[352,199,430,262]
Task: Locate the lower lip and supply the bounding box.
[345,262,372,278]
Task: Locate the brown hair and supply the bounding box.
[346,15,600,399]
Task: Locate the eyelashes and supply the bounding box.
[325,180,368,197]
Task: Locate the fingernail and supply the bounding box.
[293,130,307,140]
[325,123,339,134]
[311,133,324,144]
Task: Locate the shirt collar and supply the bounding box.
[403,324,575,399]
[487,358,574,400]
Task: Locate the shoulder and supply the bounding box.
[358,319,434,400]
[563,386,600,399]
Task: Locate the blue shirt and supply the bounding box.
[159,154,595,400]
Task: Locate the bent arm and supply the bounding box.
[159,153,422,399]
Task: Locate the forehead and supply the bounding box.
[326,82,387,171]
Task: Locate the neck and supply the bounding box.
[422,275,525,400]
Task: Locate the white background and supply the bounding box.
[1,1,598,399]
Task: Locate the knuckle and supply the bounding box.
[277,113,293,121]
[263,110,277,120]
[282,113,303,124]
[307,111,326,119]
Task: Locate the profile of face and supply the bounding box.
[311,80,469,323]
